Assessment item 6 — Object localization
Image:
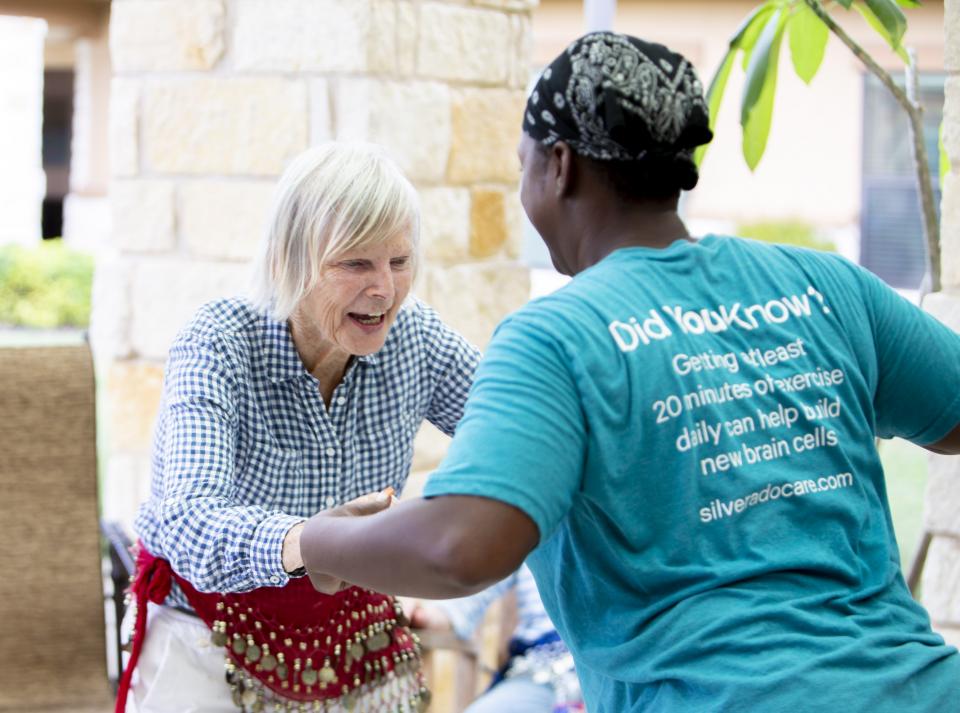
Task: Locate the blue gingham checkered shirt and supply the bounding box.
[135,296,480,608]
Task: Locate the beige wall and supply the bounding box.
[534,0,945,252]
[923,0,960,650]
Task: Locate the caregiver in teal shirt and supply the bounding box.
[297,32,960,712]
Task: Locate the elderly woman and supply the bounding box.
[294,32,960,713]
[118,142,479,713]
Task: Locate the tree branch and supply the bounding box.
[805,0,912,112]
[905,51,941,293]
[804,0,941,291]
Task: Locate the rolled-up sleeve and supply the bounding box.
[152,333,303,592]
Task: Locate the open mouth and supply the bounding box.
[348,312,386,327]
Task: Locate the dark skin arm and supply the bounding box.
[299,494,540,598]
[925,422,960,455]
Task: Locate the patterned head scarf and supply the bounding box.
[523,32,713,162]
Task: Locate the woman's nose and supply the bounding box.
[365,264,395,301]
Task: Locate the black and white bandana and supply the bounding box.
[523,32,713,161]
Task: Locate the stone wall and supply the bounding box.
[96,0,535,532]
[922,0,960,650]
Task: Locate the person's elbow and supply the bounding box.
[421,505,537,597]
[424,528,523,598]
[925,422,960,456]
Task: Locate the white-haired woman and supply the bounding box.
[118,142,480,713]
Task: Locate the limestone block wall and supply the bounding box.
[96,0,535,532]
[922,0,960,650]
[0,16,46,245]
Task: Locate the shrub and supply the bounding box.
[0,240,94,328]
[736,219,836,253]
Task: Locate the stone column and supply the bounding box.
[96,0,534,533]
[64,17,113,253]
[921,0,960,649]
[0,16,46,245]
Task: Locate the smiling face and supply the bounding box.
[294,231,414,358]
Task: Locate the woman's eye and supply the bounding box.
[391,257,411,269]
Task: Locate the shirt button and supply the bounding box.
[269,575,280,584]
[325,447,336,457]
[325,496,336,508]
[336,396,346,406]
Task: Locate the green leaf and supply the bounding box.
[729,1,778,46]
[694,49,737,167]
[788,2,829,84]
[939,120,949,185]
[695,1,780,167]
[741,10,788,170]
[854,1,909,62]
[895,0,921,8]
[863,0,907,46]
[834,0,855,9]
[738,4,779,70]
[741,8,784,125]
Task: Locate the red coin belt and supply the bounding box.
[116,544,430,712]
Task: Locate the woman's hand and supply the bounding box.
[300,488,397,594]
[327,488,397,518]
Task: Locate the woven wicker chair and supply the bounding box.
[0,338,112,712]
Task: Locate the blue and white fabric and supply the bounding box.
[135,296,479,610]
[437,565,583,711]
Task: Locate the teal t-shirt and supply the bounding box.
[423,236,960,712]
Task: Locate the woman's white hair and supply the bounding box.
[250,142,420,321]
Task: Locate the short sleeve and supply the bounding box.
[861,268,960,444]
[422,310,587,543]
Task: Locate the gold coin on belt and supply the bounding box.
[367,631,390,652]
[418,687,432,712]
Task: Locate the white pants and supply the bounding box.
[124,603,423,713]
[124,603,237,713]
